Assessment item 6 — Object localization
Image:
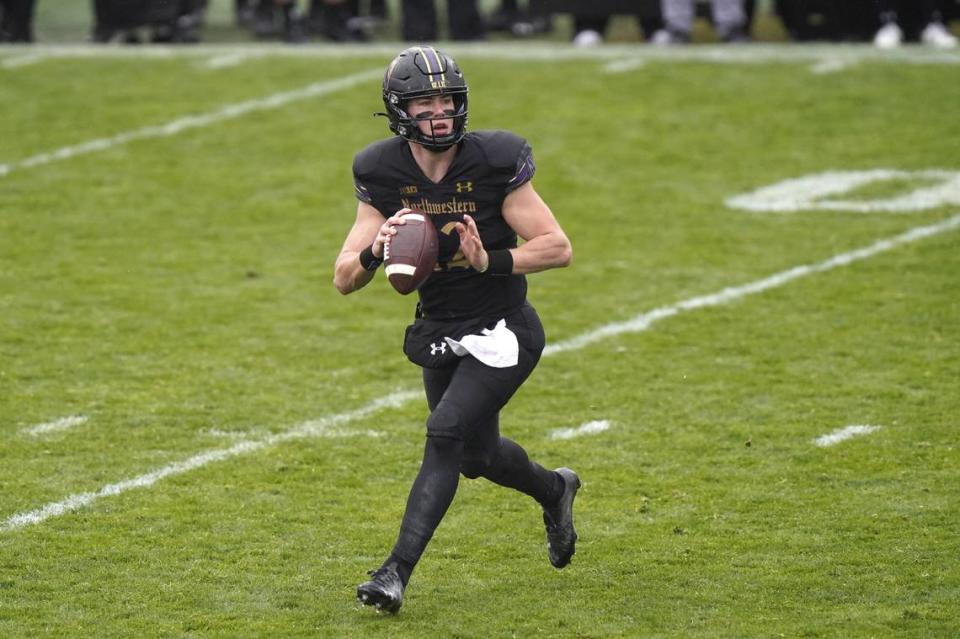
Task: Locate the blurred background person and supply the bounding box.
[571,10,668,46]
[873,0,957,48]
[307,0,368,41]
[549,0,667,45]
[246,0,306,42]
[486,0,552,37]
[774,0,875,43]
[401,0,484,40]
[0,0,38,42]
[91,0,205,43]
[241,0,371,43]
[659,0,750,43]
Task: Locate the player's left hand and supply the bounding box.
[454,214,489,273]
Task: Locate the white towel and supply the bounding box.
[444,319,519,368]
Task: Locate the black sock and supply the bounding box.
[389,436,464,576]
[544,470,565,507]
[385,553,414,587]
[481,437,564,506]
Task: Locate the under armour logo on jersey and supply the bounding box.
[456,181,473,193]
[430,341,447,355]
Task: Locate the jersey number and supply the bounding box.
[435,221,471,271]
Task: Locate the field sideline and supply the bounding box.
[2,44,959,637]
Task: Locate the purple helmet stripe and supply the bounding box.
[423,47,444,80]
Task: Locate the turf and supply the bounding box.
[1,44,959,638]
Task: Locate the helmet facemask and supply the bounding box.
[380,47,469,152]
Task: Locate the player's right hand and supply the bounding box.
[373,208,411,258]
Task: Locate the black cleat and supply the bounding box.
[542,467,581,569]
[357,564,404,614]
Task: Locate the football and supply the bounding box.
[384,210,438,295]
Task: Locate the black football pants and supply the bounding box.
[390,304,561,568]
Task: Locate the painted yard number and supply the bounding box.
[726,169,960,213]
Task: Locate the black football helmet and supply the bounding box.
[380,46,468,152]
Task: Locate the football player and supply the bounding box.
[334,46,579,614]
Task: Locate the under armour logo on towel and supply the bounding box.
[430,341,447,355]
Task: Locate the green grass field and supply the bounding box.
[2,43,959,638]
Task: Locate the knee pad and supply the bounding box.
[425,401,464,441]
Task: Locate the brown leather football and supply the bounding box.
[384,210,438,295]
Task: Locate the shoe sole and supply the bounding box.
[357,586,401,614]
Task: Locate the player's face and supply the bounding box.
[406,94,455,138]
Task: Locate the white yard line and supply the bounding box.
[603,58,646,73]
[1,390,417,532]
[4,213,959,532]
[814,425,882,447]
[198,51,268,69]
[3,45,954,176]
[726,169,960,213]
[549,420,611,440]
[810,58,858,75]
[544,213,960,356]
[204,426,385,440]
[2,43,959,65]
[21,415,89,437]
[1,52,47,69]
[0,67,382,179]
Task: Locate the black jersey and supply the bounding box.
[353,130,536,321]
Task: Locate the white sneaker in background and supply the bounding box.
[573,29,602,47]
[873,22,903,49]
[649,29,690,46]
[650,29,672,46]
[920,22,958,48]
